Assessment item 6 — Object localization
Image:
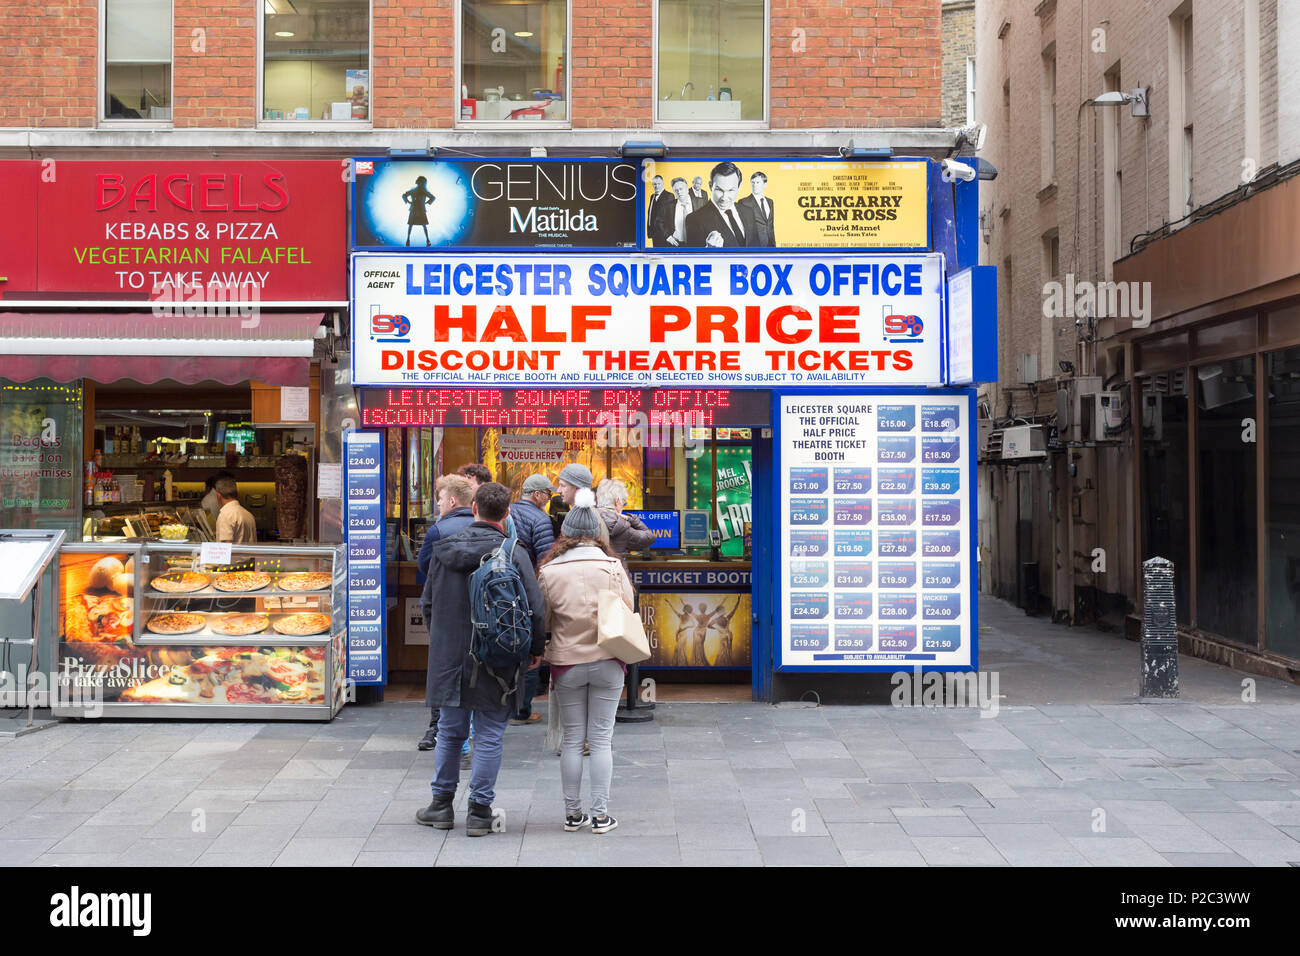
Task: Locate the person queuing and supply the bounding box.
[594,479,657,569]
[416,474,476,752]
[416,482,546,836]
[536,488,634,835]
[508,474,558,725]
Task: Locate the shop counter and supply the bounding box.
[52,542,347,720]
[628,559,752,670]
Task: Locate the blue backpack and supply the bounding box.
[467,531,534,704]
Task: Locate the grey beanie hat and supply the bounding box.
[562,488,602,539]
[557,463,593,489]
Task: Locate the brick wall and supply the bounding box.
[770,0,941,128]
[940,0,974,128]
[1,0,96,127]
[1,0,941,129]
[174,1,256,128]
[372,0,455,127]
[570,2,653,129]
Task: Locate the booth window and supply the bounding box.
[102,0,173,122]
[656,0,766,124]
[262,0,370,123]
[458,0,568,124]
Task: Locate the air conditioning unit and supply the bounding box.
[1080,390,1123,441]
[1056,375,1103,442]
[1002,424,1046,459]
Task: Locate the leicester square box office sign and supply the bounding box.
[0,160,347,303]
[350,253,945,388]
[350,158,640,251]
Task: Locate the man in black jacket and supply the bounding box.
[416,483,546,835]
[735,170,776,246]
[685,161,756,248]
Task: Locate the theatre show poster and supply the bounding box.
[639,592,752,669]
[351,158,639,250]
[641,159,929,251]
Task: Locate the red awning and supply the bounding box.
[0,311,324,386]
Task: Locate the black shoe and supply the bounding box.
[591,813,618,834]
[466,800,494,837]
[415,792,454,829]
[564,812,591,832]
[417,729,437,751]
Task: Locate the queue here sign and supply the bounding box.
[351,253,944,388]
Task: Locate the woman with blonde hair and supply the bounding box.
[537,488,634,834]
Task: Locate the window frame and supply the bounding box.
[98,0,175,129]
[652,0,771,131]
[257,0,375,131]
[453,0,573,130]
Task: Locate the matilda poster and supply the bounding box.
[641,159,929,250]
[351,158,639,250]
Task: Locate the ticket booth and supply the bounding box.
[343,154,995,701]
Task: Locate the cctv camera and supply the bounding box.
[940,158,976,183]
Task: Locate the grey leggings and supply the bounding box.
[554,659,624,816]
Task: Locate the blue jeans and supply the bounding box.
[432,705,509,805]
[514,667,540,719]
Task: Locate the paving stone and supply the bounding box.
[273,837,366,866]
[910,836,1007,866]
[755,835,844,866]
[1126,825,1232,854]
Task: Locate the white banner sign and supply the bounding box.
[779,393,973,670]
[496,433,566,463]
[352,253,944,387]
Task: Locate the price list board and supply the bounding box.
[344,430,387,686]
[778,393,974,671]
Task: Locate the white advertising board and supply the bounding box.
[778,393,974,670]
[352,253,944,388]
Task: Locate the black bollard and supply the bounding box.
[1139,557,1179,698]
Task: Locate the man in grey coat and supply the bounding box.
[508,473,557,725]
[417,483,546,835]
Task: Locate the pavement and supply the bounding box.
[1,596,1298,867]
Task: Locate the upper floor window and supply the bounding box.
[458,0,569,124]
[262,0,370,123]
[656,0,766,125]
[102,0,173,122]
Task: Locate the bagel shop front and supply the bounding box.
[343,155,996,702]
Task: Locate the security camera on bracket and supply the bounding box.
[940,158,977,183]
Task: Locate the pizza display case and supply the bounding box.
[52,542,348,721]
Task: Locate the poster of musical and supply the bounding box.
[639,591,752,668]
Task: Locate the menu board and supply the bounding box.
[344,431,386,685]
[778,393,973,670]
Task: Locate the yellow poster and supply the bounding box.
[643,159,928,250]
[640,592,752,668]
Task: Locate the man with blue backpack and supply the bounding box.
[417,481,546,836]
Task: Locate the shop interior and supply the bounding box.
[81,378,320,544]
[368,388,766,701]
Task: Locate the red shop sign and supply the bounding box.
[0,160,346,303]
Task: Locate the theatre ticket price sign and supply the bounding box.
[344,431,386,686]
[778,394,973,671]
